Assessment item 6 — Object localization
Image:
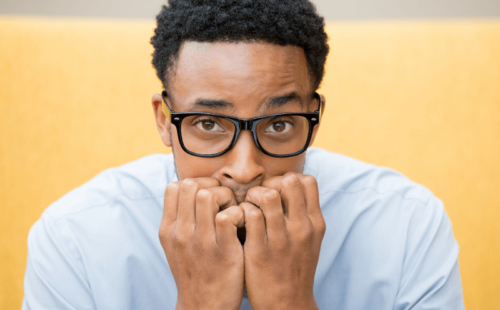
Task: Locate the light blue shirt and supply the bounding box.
[23,148,465,309]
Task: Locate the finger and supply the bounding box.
[296,174,326,239]
[159,182,181,249]
[177,177,220,225]
[162,181,181,226]
[262,174,308,223]
[240,202,267,247]
[196,187,237,241]
[245,186,286,238]
[295,174,322,221]
[215,206,245,248]
[281,173,309,222]
[261,175,284,210]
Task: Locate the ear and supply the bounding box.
[152,93,172,147]
[308,94,326,147]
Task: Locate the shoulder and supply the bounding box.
[42,153,176,222]
[27,153,176,272]
[304,147,433,204]
[305,147,447,248]
[305,148,455,269]
[307,149,464,309]
[25,154,178,308]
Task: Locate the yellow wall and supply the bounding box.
[1,18,499,309]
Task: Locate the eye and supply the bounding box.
[265,121,292,133]
[196,119,223,132]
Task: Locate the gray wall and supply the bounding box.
[1,0,499,20]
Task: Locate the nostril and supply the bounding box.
[223,174,232,179]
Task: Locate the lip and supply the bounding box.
[221,183,258,205]
[235,194,246,205]
[229,188,251,204]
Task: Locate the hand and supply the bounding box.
[159,178,245,310]
[241,172,326,310]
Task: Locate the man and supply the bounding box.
[23,0,465,309]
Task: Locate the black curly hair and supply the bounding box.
[151,0,329,94]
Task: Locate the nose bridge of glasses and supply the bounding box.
[238,119,253,131]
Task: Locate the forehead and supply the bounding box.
[169,42,311,114]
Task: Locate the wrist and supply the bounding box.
[176,295,242,310]
[281,297,319,310]
[250,292,318,310]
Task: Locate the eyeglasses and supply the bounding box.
[161,91,322,158]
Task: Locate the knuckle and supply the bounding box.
[247,208,264,221]
[235,206,245,217]
[170,233,185,248]
[221,187,236,202]
[262,189,280,202]
[221,186,233,195]
[230,207,244,221]
[180,178,198,191]
[165,182,180,194]
[196,189,213,202]
[240,202,254,213]
[295,225,314,243]
[226,205,241,216]
[302,175,318,188]
[215,212,231,225]
[158,226,169,244]
[171,230,191,249]
[283,174,302,188]
[316,219,327,235]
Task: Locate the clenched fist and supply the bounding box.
[241,172,326,310]
[159,173,325,310]
[159,177,245,310]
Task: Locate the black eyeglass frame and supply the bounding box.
[161,91,322,158]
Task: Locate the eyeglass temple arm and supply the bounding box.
[313,92,323,117]
[161,90,174,120]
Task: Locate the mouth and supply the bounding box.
[235,194,247,205]
[231,188,251,205]
[222,180,261,206]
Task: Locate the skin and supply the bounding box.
[152,42,327,310]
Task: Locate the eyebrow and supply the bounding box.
[185,92,303,113]
[259,92,303,110]
[187,99,235,112]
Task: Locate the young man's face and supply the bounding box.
[152,42,324,203]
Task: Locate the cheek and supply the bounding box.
[172,138,227,180]
[174,153,306,180]
[173,150,224,180]
[263,153,306,177]
[170,126,224,180]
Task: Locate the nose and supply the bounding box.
[218,130,266,186]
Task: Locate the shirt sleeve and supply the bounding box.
[393,195,465,310]
[23,213,96,310]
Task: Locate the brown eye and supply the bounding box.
[265,121,292,133]
[195,119,222,132]
[273,122,285,132]
[202,121,215,130]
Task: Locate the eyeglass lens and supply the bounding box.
[180,114,310,156]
